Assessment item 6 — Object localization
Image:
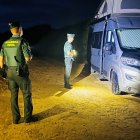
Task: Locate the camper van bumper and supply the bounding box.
[123,82,140,94]
[121,68,140,94]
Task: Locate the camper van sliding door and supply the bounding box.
[91,21,105,73]
[103,30,115,76]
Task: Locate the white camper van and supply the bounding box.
[89,0,140,94]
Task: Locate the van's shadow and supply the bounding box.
[34,105,69,121]
[132,93,140,98]
[72,63,91,83]
[123,94,140,104]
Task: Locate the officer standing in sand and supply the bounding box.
[64,33,77,89]
[0,21,36,124]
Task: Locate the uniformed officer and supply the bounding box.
[0,22,34,124]
[64,33,77,89]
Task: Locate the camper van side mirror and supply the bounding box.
[104,42,114,55]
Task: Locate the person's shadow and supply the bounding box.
[17,105,68,124]
[34,104,71,121]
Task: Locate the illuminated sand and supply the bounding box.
[0,57,140,140]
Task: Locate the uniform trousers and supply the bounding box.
[7,67,33,122]
[64,57,73,86]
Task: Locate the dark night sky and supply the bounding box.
[0,0,101,33]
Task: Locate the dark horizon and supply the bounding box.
[0,0,101,33]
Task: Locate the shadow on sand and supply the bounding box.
[54,63,91,97]
[72,63,91,83]
[16,105,69,124]
[34,105,70,121]
[123,93,140,104]
[132,94,140,98]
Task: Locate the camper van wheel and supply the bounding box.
[111,71,121,95]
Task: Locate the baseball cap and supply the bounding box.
[67,33,75,38]
[8,21,20,29]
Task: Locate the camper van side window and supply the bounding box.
[121,0,140,9]
[91,32,102,49]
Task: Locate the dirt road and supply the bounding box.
[0,57,140,140]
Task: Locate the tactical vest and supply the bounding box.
[3,37,26,67]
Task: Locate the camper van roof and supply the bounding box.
[95,0,140,19]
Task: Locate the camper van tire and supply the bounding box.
[111,71,121,95]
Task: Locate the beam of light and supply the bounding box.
[61,74,114,104]
[54,91,63,96]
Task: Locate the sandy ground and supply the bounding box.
[0,57,140,140]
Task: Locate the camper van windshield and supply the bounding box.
[117,29,140,49]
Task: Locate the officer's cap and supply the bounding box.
[8,21,20,29]
[67,33,75,38]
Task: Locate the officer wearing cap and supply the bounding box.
[0,22,34,124]
[64,33,77,89]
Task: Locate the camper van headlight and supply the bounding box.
[121,57,140,66]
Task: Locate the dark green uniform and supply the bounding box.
[0,35,33,123]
